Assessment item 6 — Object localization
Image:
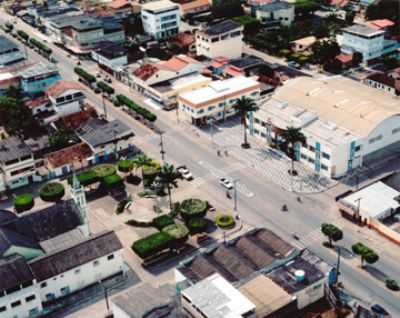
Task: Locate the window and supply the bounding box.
[40,282,47,288]
[74,269,81,274]
[301,153,307,160]
[392,127,400,135]
[368,134,382,144]
[11,300,21,308]
[0,306,6,313]
[321,164,328,170]
[93,260,100,267]
[355,145,361,152]
[322,152,330,160]
[107,254,115,260]
[251,92,258,97]
[25,295,36,302]
[309,145,315,152]
[308,157,315,164]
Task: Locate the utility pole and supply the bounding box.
[175,104,180,123]
[336,247,341,281]
[159,131,165,162]
[102,93,107,119]
[233,179,239,212]
[355,197,362,223]
[104,287,109,311]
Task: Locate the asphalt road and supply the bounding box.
[1,12,400,315]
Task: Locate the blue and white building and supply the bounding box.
[141,0,180,40]
[249,76,400,178]
[19,63,61,95]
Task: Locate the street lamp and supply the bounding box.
[233,179,240,220]
[159,131,166,162]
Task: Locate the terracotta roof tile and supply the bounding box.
[46,80,85,98]
[46,142,93,168]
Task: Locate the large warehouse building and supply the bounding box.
[249,76,400,178]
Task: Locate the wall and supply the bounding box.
[0,283,42,318]
[1,155,35,189]
[91,52,127,72]
[37,250,124,302]
[369,218,400,245]
[295,278,325,309]
[142,7,180,39]
[256,7,294,26]
[111,303,131,318]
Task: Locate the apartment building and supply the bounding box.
[196,20,244,59]
[141,0,181,40]
[178,76,261,125]
[255,1,295,28]
[249,76,400,178]
[91,42,128,78]
[0,36,26,68]
[19,62,61,95]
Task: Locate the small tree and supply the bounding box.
[321,223,343,247]
[280,126,306,174]
[352,242,379,267]
[158,163,180,209]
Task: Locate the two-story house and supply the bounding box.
[141,0,181,40]
[19,62,61,96]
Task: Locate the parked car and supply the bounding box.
[219,177,233,190]
[371,304,391,317]
[177,165,193,180]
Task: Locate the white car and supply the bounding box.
[177,166,193,181]
[219,177,233,190]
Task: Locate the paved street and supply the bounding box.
[1,11,400,316]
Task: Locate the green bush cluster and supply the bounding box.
[215,214,235,229]
[162,224,189,244]
[74,67,96,84]
[17,30,29,41]
[152,214,175,230]
[92,164,116,178]
[132,232,173,259]
[103,174,123,188]
[180,198,208,221]
[116,94,157,122]
[186,217,208,234]
[39,182,65,202]
[117,159,134,173]
[29,38,52,55]
[97,81,115,95]
[14,193,34,213]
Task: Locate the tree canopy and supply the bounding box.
[312,40,341,65]
[365,0,400,25]
[212,0,243,18]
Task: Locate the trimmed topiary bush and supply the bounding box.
[39,182,65,202]
[102,174,123,188]
[118,159,133,173]
[14,193,34,213]
[152,214,175,230]
[142,161,161,188]
[132,232,173,259]
[92,164,116,178]
[162,224,189,246]
[180,198,208,221]
[187,217,208,234]
[76,170,98,186]
[215,214,235,229]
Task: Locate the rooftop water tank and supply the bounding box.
[295,270,306,282]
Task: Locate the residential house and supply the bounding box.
[178,76,261,125]
[19,62,61,96]
[255,1,295,28]
[173,0,211,18]
[76,118,135,164]
[170,32,196,54]
[248,76,400,178]
[291,36,317,53]
[0,138,35,192]
[141,0,181,40]
[91,42,128,79]
[131,54,204,107]
[366,19,395,32]
[363,70,400,96]
[0,36,26,68]
[106,0,134,16]
[24,96,52,116]
[0,72,20,95]
[196,20,244,59]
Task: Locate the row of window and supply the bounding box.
[55,92,84,104]
[369,134,383,144]
[300,153,329,171]
[0,294,36,313]
[197,31,242,43]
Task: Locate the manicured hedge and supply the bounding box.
[215,214,235,229]
[39,182,65,202]
[68,170,99,186]
[132,232,173,259]
[102,174,123,188]
[142,161,161,188]
[74,67,96,84]
[117,94,157,122]
[117,159,134,173]
[180,198,208,221]
[97,81,115,95]
[17,30,29,41]
[29,38,52,55]
[187,217,208,234]
[14,193,34,213]
[152,214,175,230]
[162,224,189,246]
[92,164,116,178]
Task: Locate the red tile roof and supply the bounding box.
[336,53,353,64]
[180,0,210,14]
[62,106,98,129]
[108,0,131,9]
[171,33,195,48]
[367,19,395,30]
[329,0,349,7]
[46,80,85,98]
[159,54,200,72]
[46,142,93,168]
[25,96,49,109]
[133,64,159,81]
[224,65,244,77]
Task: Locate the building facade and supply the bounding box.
[255,1,295,28]
[196,20,244,60]
[141,0,181,40]
[19,62,61,95]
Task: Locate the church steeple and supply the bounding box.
[70,172,89,236]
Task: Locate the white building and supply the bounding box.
[0,138,35,191]
[196,20,244,59]
[255,1,295,28]
[181,273,256,318]
[141,0,180,40]
[178,76,261,125]
[340,24,385,63]
[0,36,26,68]
[249,76,400,178]
[91,43,128,78]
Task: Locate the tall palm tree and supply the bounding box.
[132,154,153,178]
[233,97,259,149]
[158,163,180,209]
[280,126,306,174]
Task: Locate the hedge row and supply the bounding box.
[152,214,175,230]
[116,94,157,122]
[97,81,115,95]
[180,198,208,221]
[132,232,173,259]
[29,38,52,55]
[17,30,29,41]
[74,67,96,84]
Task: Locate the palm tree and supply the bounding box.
[233,97,259,149]
[132,154,153,178]
[280,126,306,175]
[158,163,180,209]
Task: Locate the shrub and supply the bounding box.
[187,217,208,234]
[118,159,133,173]
[132,232,173,259]
[14,193,34,213]
[17,30,29,41]
[386,279,400,291]
[152,214,175,230]
[180,198,208,221]
[142,161,161,188]
[215,214,235,229]
[76,170,98,186]
[126,219,153,227]
[39,182,65,202]
[92,164,116,178]
[162,224,189,246]
[102,174,123,188]
[116,94,157,122]
[29,38,52,55]
[74,67,96,84]
[97,81,115,95]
